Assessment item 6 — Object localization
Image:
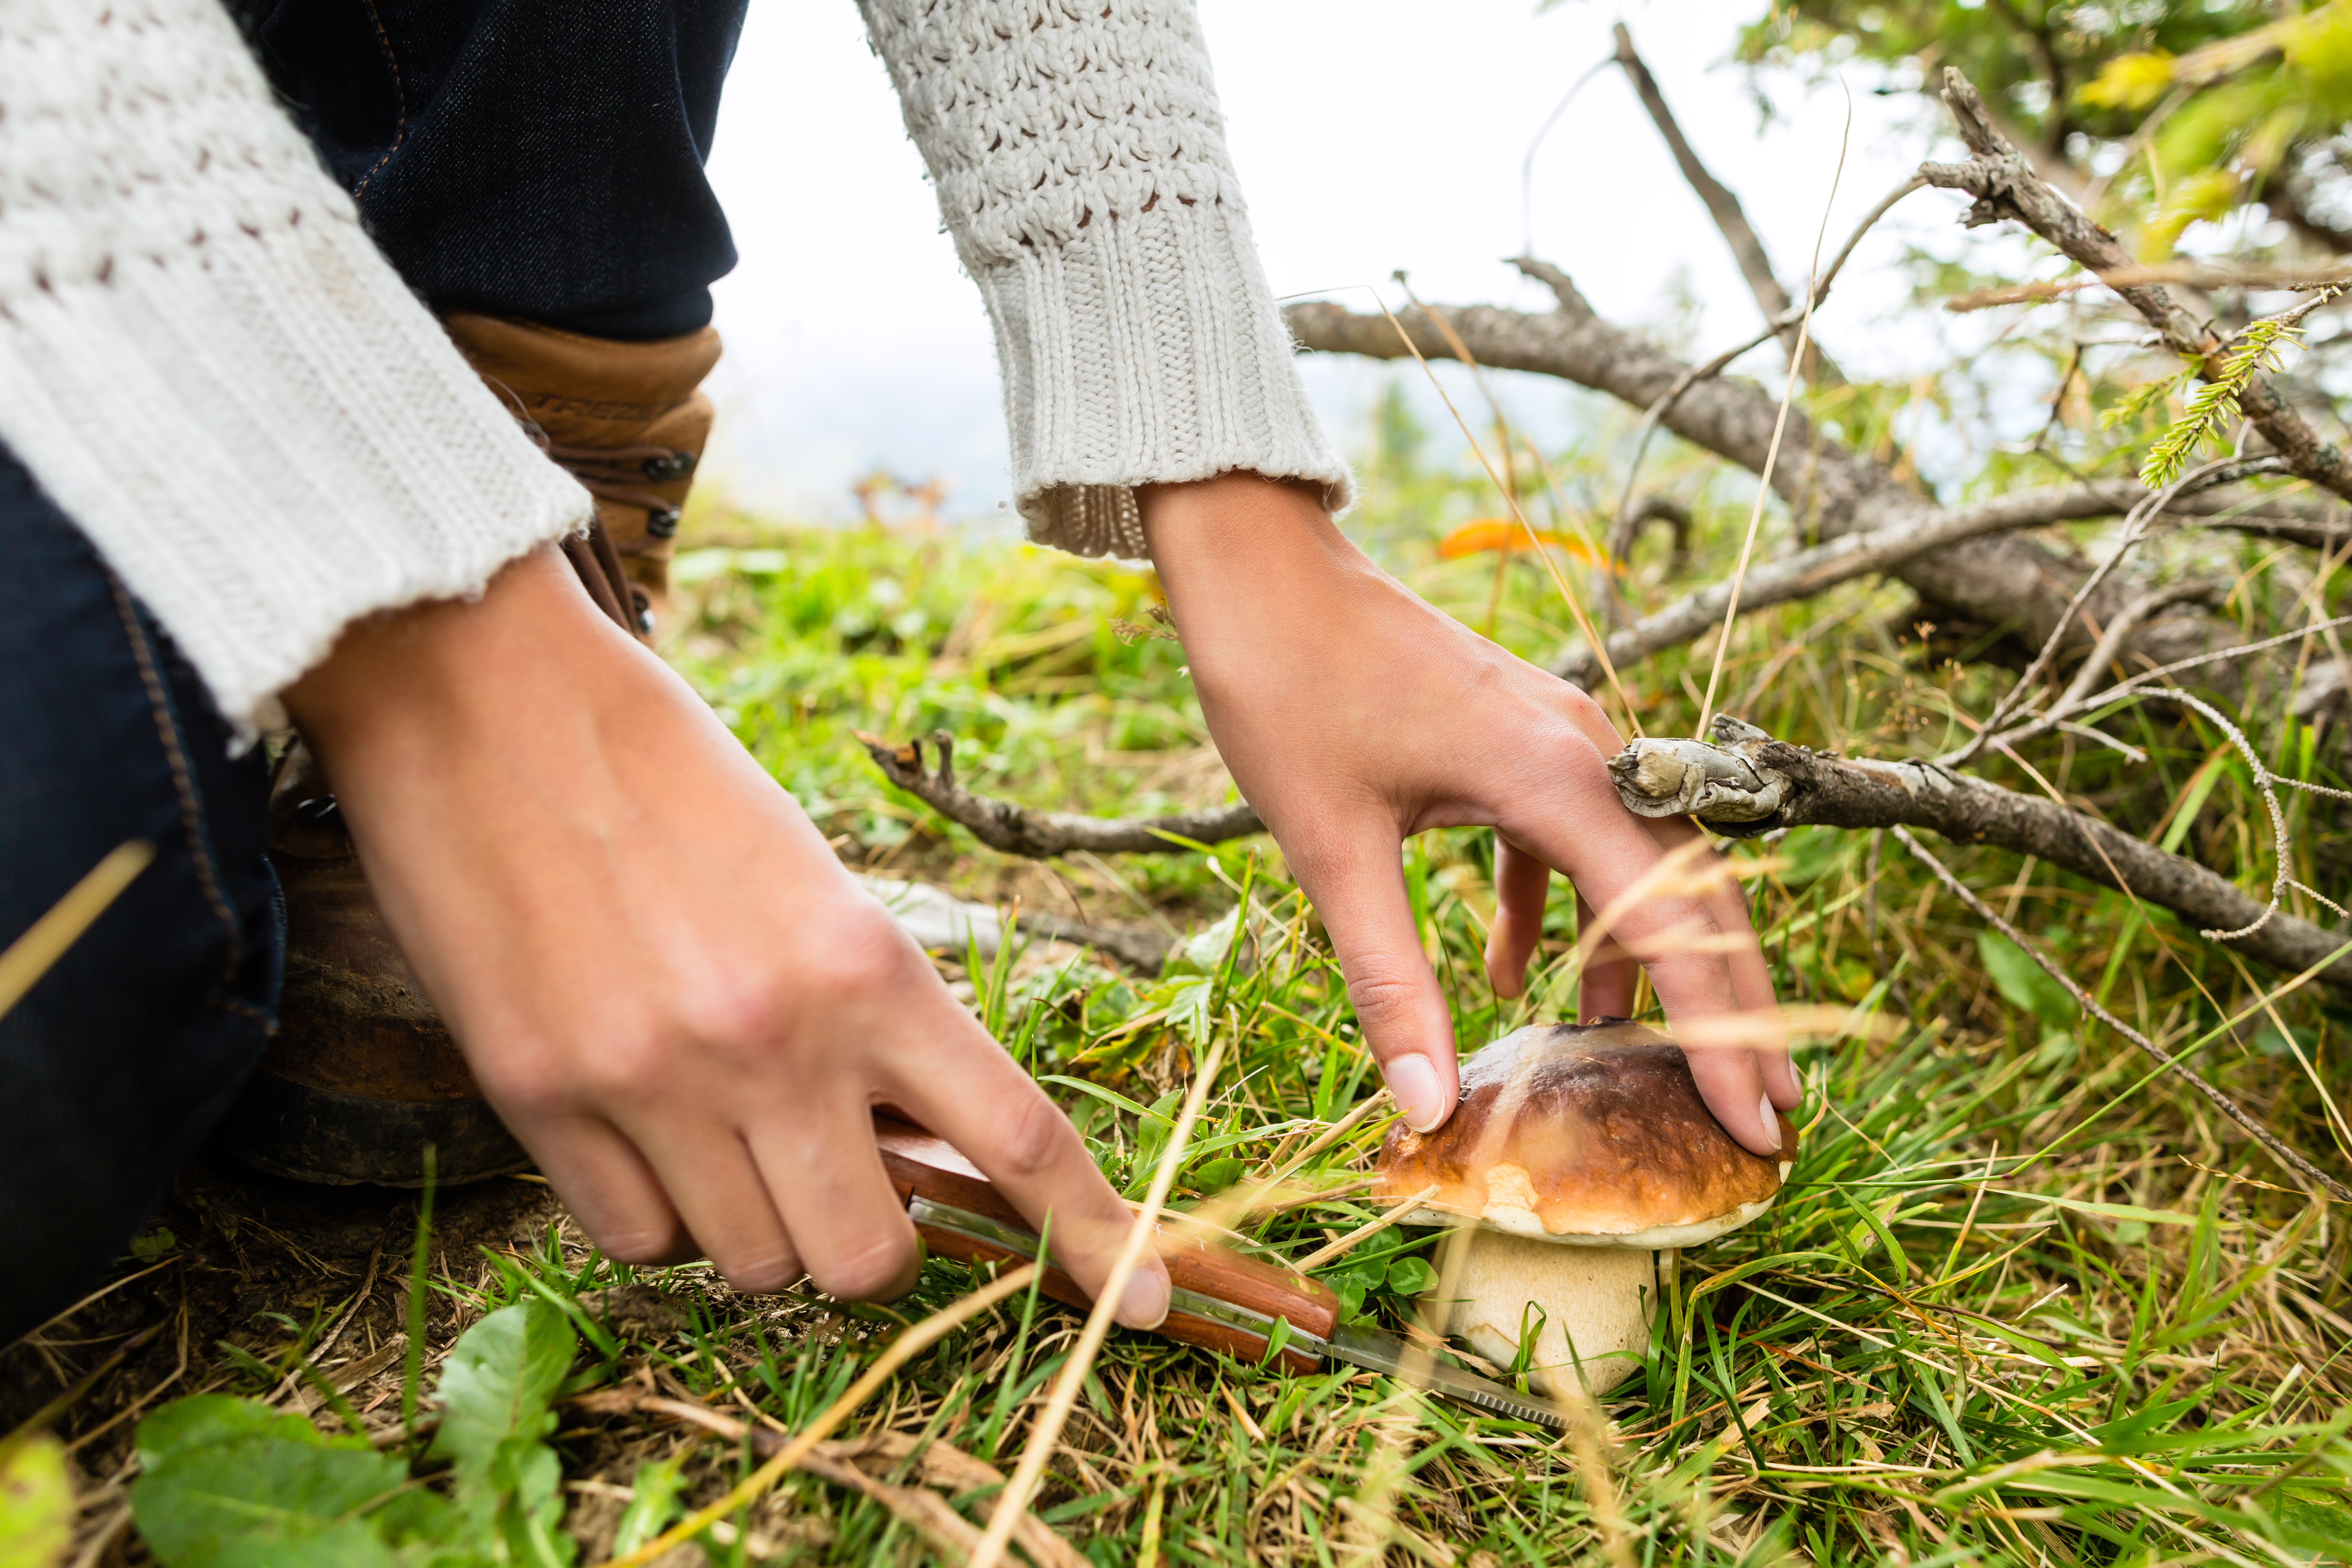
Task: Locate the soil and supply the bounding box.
[2,1148,565,1564]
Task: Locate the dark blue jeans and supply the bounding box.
[3,2,744,1343]
[0,455,283,1345]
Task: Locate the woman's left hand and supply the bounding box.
[1140,473,1794,1151]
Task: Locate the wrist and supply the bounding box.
[283,545,639,765]
[1137,472,1388,653]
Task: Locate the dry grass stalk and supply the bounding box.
[968,1033,1230,1568]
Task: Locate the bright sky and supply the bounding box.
[700,0,1963,522]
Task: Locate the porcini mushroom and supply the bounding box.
[1374,1020,1795,1396]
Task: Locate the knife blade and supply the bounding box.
[874,1116,1567,1433]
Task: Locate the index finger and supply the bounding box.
[882,1013,1171,1330]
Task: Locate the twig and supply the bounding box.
[1612,21,1836,380]
[1559,478,2168,690]
[1920,67,2352,501]
[1947,455,2265,766]
[1987,581,2224,753]
[1890,825,2352,1203]
[1947,259,2352,312]
[1606,715,2352,992]
[1600,176,1925,622]
[862,731,1262,857]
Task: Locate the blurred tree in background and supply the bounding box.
[1740,1,2352,258]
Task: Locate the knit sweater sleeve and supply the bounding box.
[858,0,1353,559]
[0,0,591,739]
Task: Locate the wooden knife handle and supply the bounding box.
[874,1116,1338,1376]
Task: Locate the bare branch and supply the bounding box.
[1606,715,2352,993]
[862,731,1263,858]
[1611,22,1840,383]
[1921,67,2352,501]
[1552,479,2242,688]
[1286,290,2244,686]
[1947,457,2270,766]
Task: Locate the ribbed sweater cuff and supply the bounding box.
[0,216,590,742]
[977,200,1354,560]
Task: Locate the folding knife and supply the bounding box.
[873,1118,1566,1432]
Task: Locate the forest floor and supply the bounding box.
[9,463,2352,1565]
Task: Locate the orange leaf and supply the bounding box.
[1435,519,1601,564]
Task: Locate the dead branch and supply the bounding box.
[1890,825,2352,1203]
[862,731,1263,858]
[1921,67,2352,501]
[1949,259,2352,311]
[1607,715,2352,993]
[1285,285,2244,685]
[1609,495,1693,573]
[1611,22,1841,383]
[1556,477,2253,690]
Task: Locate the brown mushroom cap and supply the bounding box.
[1374,1020,1795,1247]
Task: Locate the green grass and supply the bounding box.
[46,378,2352,1566]
[430,395,2352,1564]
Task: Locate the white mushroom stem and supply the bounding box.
[1447,1232,1657,1397]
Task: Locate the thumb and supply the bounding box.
[1296,832,1459,1133]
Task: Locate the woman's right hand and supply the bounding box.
[284,545,1169,1329]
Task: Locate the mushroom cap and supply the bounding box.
[1374,1020,1795,1247]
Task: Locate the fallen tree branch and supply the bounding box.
[1285,286,2245,683]
[862,731,1263,858]
[1920,67,2352,501]
[1553,475,2254,689]
[1889,826,2352,1204]
[1606,714,2352,993]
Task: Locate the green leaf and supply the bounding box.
[2276,1494,2352,1557]
[1385,1257,1439,1295]
[0,1432,72,1568]
[1163,908,1241,978]
[1164,975,1215,1046]
[129,1396,435,1568]
[1187,1157,1246,1193]
[1976,932,2075,1031]
[429,1300,580,1568]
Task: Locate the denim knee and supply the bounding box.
[0,447,282,1345]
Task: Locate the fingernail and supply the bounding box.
[1387,1054,1446,1133]
[1118,1264,1170,1332]
[1758,1092,1782,1152]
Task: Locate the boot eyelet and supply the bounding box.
[643,451,696,483]
[293,796,341,828]
[646,506,681,539]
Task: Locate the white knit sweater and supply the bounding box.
[0,0,1348,737]
[859,0,1351,557]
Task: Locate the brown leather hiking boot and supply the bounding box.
[215,742,532,1186]
[443,313,722,637]
[218,318,721,1187]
